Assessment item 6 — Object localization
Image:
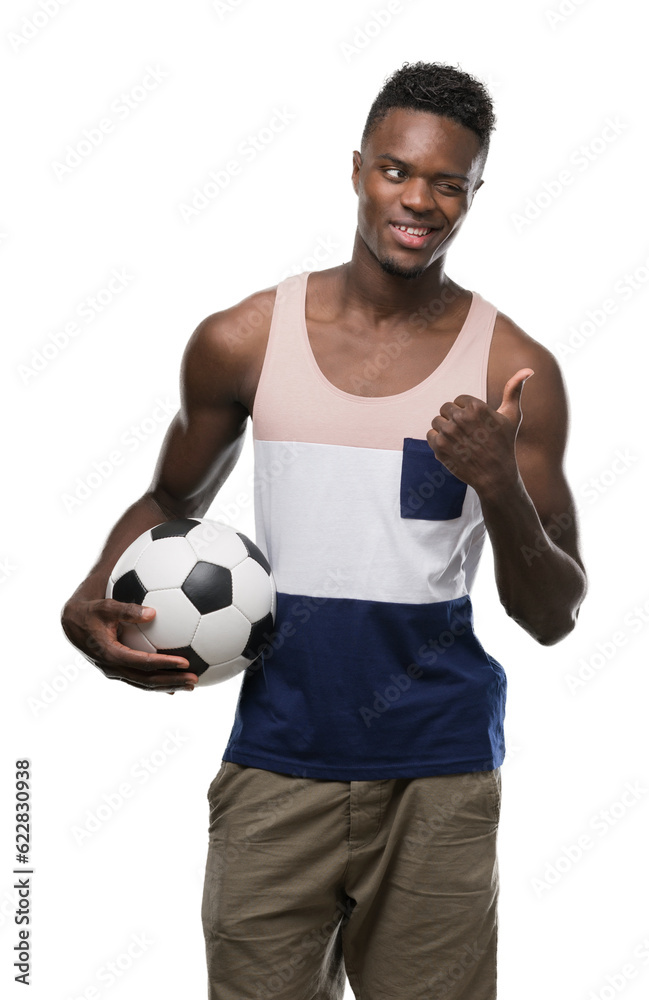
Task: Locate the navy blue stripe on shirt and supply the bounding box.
[224,591,506,780]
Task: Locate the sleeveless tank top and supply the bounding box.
[222,269,507,780]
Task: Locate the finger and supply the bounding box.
[104,666,199,690]
[97,599,157,625]
[438,401,457,421]
[452,393,481,408]
[496,368,534,423]
[97,632,191,672]
[93,621,179,663]
[426,426,446,453]
[430,414,452,435]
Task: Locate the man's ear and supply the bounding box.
[468,178,484,207]
[351,150,361,195]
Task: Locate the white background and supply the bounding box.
[2,1,648,998]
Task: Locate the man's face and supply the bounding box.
[351,108,485,280]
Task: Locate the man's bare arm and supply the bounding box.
[428,329,587,646]
[60,301,259,692]
[478,345,587,644]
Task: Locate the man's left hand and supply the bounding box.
[426,367,535,495]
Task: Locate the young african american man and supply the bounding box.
[62,61,587,1000]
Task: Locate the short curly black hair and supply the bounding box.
[361,61,497,172]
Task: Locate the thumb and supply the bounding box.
[497,368,534,425]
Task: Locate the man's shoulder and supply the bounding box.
[183,275,310,412]
[193,265,341,360]
[486,306,565,410]
[491,306,562,373]
[179,283,280,412]
[195,282,280,358]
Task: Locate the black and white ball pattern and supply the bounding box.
[105,518,276,685]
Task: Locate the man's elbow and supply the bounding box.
[534,616,577,646]
[507,607,580,646]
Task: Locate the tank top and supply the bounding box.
[222,269,507,780]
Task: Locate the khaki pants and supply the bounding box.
[202,762,501,999]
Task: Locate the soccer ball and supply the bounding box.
[105,517,276,686]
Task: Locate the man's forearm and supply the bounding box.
[67,491,181,603]
[478,477,587,645]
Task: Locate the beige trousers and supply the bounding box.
[202,762,501,999]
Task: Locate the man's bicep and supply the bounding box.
[150,406,248,515]
[148,312,249,516]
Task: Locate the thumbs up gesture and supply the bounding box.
[426,368,535,494]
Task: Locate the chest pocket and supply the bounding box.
[399,437,467,521]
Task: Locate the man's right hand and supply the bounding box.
[60,296,261,694]
[61,596,199,694]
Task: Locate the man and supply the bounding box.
[62,61,587,999]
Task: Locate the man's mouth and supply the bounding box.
[392,224,435,236]
[388,223,441,248]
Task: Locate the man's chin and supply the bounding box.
[378,254,428,280]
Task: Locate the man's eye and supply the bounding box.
[384,168,405,179]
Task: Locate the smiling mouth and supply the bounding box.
[391,224,436,236]
[388,223,441,248]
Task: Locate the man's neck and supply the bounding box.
[339,231,462,325]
